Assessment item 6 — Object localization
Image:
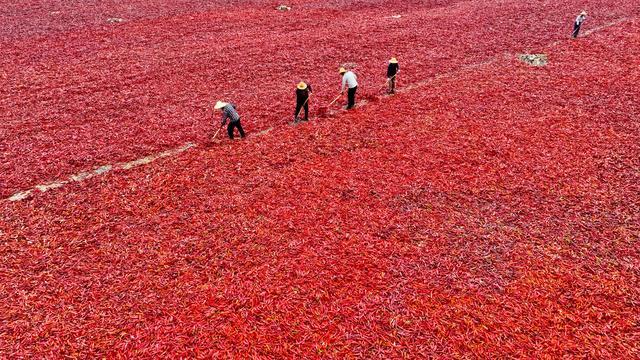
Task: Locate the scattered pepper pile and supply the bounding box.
[1,0,639,357]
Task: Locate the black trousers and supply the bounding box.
[388,77,396,93]
[347,86,357,109]
[294,99,309,120]
[227,120,245,139]
[572,23,581,38]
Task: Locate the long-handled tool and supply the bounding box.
[379,74,397,94]
[359,75,398,104]
[209,102,224,142]
[328,93,342,106]
[211,124,223,141]
[317,92,343,117]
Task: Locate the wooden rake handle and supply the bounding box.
[328,93,342,106]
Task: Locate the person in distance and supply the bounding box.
[572,10,587,38]
[294,81,313,122]
[215,101,245,140]
[387,57,399,94]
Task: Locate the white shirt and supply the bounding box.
[575,14,586,25]
[341,71,358,91]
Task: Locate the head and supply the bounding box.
[339,67,347,75]
[297,81,307,90]
[390,57,398,64]
[214,101,227,110]
[580,10,587,16]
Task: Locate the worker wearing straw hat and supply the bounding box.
[572,10,587,38]
[387,57,399,94]
[294,81,313,122]
[214,101,245,139]
[339,67,358,109]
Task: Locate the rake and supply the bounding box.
[318,92,343,117]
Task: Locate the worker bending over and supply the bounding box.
[294,81,313,122]
[387,57,399,94]
[339,67,358,110]
[215,101,245,140]
[572,11,587,38]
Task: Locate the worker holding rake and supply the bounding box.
[387,57,399,94]
[339,67,358,110]
[214,101,245,140]
[294,81,313,122]
[572,10,587,38]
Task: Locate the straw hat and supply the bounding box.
[297,81,308,90]
[339,67,347,74]
[390,57,398,64]
[580,10,587,16]
[214,101,228,109]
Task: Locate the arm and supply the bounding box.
[220,109,228,126]
[341,75,346,93]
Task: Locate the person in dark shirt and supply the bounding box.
[294,81,313,122]
[572,11,587,38]
[215,101,245,140]
[387,57,399,94]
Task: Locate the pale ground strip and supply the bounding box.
[4,16,631,203]
[7,143,196,202]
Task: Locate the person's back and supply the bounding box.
[387,63,399,78]
[222,103,240,122]
[342,71,358,89]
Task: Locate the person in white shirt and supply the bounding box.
[572,10,587,38]
[339,67,358,109]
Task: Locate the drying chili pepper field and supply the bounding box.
[1,0,639,357]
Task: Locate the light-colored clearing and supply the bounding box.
[6,142,195,202]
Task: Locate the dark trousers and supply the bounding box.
[227,120,245,139]
[294,99,309,121]
[572,23,581,38]
[388,77,396,93]
[347,86,357,109]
